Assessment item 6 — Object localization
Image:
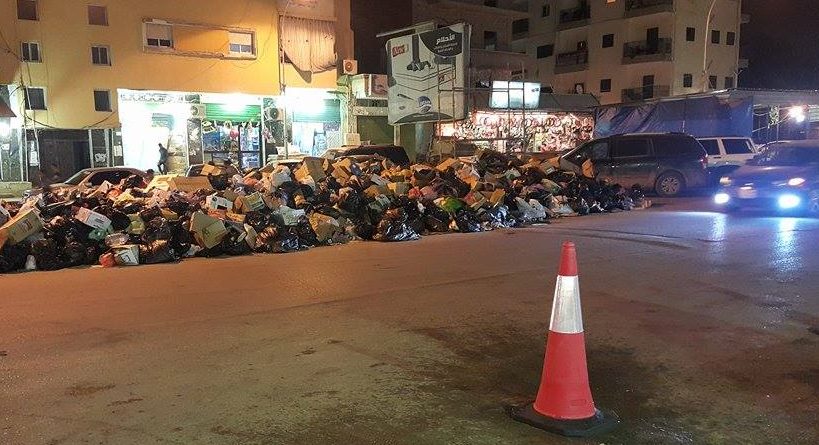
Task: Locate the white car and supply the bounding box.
[698,137,757,172]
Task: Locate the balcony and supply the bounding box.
[622,38,673,64]
[557,5,591,31]
[625,0,674,18]
[621,85,670,102]
[554,49,588,74]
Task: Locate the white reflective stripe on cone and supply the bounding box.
[549,275,584,334]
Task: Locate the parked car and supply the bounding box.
[714,140,819,215]
[23,167,146,198]
[559,133,709,197]
[697,137,759,184]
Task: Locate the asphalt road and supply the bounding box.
[2,198,819,445]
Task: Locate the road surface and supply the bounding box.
[2,198,818,444]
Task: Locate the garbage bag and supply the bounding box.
[62,241,88,267]
[516,197,549,223]
[31,239,65,271]
[142,217,172,243]
[222,227,253,256]
[0,242,29,272]
[272,229,301,253]
[294,222,318,248]
[352,219,376,240]
[479,205,516,229]
[168,220,193,257]
[139,206,163,223]
[254,226,279,253]
[424,205,451,232]
[245,211,272,232]
[452,209,483,233]
[373,208,420,242]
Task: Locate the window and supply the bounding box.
[600,78,611,93]
[542,3,550,17]
[17,0,37,20]
[683,73,693,88]
[654,136,701,156]
[536,44,554,58]
[88,170,129,186]
[699,139,720,156]
[724,139,754,155]
[724,76,735,89]
[21,41,41,62]
[512,19,529,37]
[612,138,650,158]
[483,31,497,50]
[686,27,696,42]
[145,23,173,48]
[708,75,718,89]
[726,31,736,45]
[228,32,254,56]
[711,30,720,44]
[568,141,608,165]
[602,33,614,48]
[88,5,107,26]
[93,90,111,112]
[24,87,46,110]
[91,45,110,65]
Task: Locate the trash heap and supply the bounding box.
[0,150,649,273]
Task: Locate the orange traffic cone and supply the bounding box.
[510,241,619,437]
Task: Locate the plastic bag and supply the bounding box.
[0,242,29,273]
[31,239,65,271]
[373,208,420,242]
[254,226,279,253]
[452,209,483,233]
[62,241,88,267]
[424,205,451,232]
[142,217,172,243]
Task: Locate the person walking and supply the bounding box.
[157,143,169,174]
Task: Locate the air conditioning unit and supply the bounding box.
[264,107,285,121]
[190,104,206,118]
[574,83,586,94]
[342,59,358,75]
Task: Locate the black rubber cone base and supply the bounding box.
[509,403,620,437]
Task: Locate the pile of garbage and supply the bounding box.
[0,150,649,273]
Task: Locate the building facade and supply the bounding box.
[526,0,742,104]
[0,0,353,184]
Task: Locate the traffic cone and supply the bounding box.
[510,241,619,437]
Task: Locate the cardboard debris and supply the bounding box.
[76,207,112,230]
[0,209,43,246]
[112,245,139,266]
[206,194,234,211]
[294,157,326,182]
[166,176,212,193]
[189,211,228,249]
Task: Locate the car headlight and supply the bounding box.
[719,176,732,186]
[787,177,806,187]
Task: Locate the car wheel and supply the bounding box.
[808,190,819,216]
[655,172,685,197]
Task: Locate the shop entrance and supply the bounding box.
[201,103,262,170]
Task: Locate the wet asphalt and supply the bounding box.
[1,198,818,444]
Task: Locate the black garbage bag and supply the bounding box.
[165,195,192,216]
[294,222,318,248]
[109,210,131,231]
[392,196,424,234]
[314,204,343,220]
[62,241,88,267]
[337,188,364,215]
[569,198,590,215]
[352,219,375,240]
[0,242,30,273]
[139,206,163,223]
[272,229,301,253]
[208,174,230,191]
[168,220,193,257]
[41,200,74,219]
[244,211,272,233]
[453,209,483,233]
[196,243,225,258]
[480,205,516,229]
[84,244,105,265]
[138,240,176,264]
[142,217,171,243]
[31,239,65,271]
[254,226,279,253]
[424,204,451,232]
[222,227,253,256]
[373,208,420,242]
[121,174,144,189]
[118,202,143,215]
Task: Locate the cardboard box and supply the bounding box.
[207,209,227,220]
[436,158,461,172]
[226,212,246,223]
[127,214,145,235]
[294,157,326,182]
[243,224,257,248]
[235,193,265,213]
[221,190,240,202]
[166,176,213,193]
[388,182,411,196]
[0,209,43,246]
[275,206,306,226]
[489,189,506,205]
[309,213,340,243]
[112,245,139,266]
[189,211,228,249]
[75,207,112,230]
[145,174,177,191]
[200,164,224,176]
[205,194,234,211]
[370,174,390,186]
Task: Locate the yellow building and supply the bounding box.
[0,0,353,183]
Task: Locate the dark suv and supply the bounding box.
[560,133,709,196]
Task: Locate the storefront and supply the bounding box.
[282,88,343,157]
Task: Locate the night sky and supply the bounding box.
[740,0,819,89]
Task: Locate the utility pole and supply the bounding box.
[701,0,718,92]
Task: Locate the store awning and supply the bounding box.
[0,97,15,118]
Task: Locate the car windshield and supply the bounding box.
[755,145,819,166]
[63,170,92,185]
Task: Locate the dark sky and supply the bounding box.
[741,0,819,89]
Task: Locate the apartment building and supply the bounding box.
[525,0,742,104]
[0,0,352,183]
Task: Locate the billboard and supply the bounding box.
[386,23,469,125]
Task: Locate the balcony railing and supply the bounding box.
[554,50,589,74]
[558,5,591,30]
[621,85,670,102]
[622,38,673,64]
[625,0,674,17]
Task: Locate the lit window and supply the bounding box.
[88,5,108,26]
[24,87,46,110]
[94,90,112,112]
[21,41,41,62]
[145,23,173,48]
[17,0,37,21]
[91,45,110,65]
[229,32,255,56]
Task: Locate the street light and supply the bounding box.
[701,0,718,92]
